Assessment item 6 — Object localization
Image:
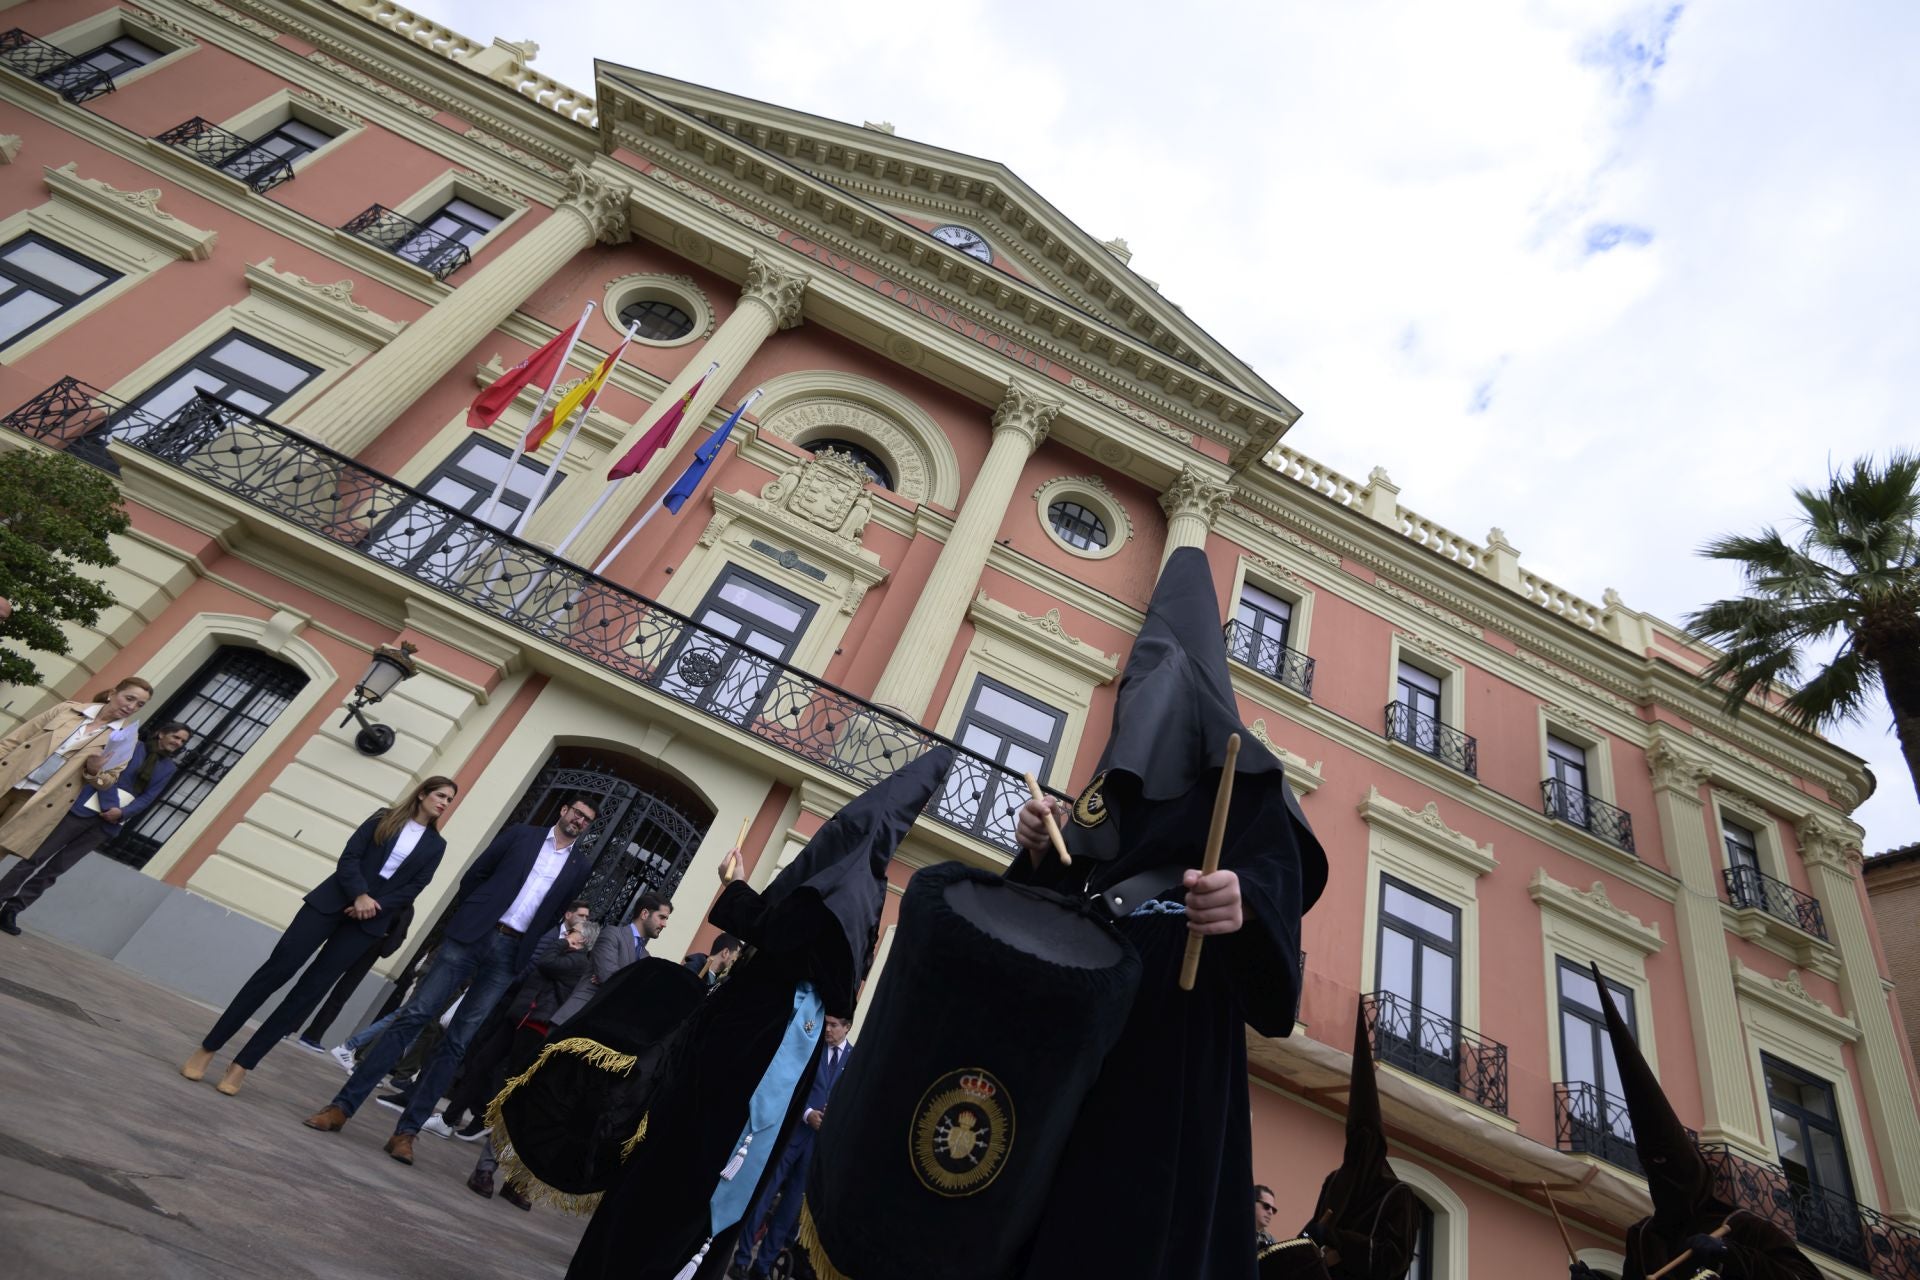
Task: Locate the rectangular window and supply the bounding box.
[1235,582,1292,651]
[1724,819,1760,874]
[1547,735,1591,828]
[399,197,501,273]
[223,117,332,187]
[0,233,118,350]
[363,437,561,576]
[1557,959,1638,1169]
[1392,661,1444,752]
[112,331,318,441]
[1407,1201,1436,1280]
[68,34,164,78]
[655,565,817,726]
[1375,875,1461,1089]
[1229,582,1312,695]
[1763,1054,1865,1265]
[936,677,1066,848]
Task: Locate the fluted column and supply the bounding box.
[1798,816,1920,1216]
[868,383,1060,720]
[1646,734,1768,1155]
[291,168,632,456]
[1158,464,1233,566]
[532,252,807,555]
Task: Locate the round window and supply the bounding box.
[805,438,893,490]
[1047,500,1110,551]
[619,297,695,342]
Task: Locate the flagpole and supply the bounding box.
[591,388,763,575]
[479,300,593,527]
[514,319,638,537]
[554,480,622,559]
[553,361,718,560]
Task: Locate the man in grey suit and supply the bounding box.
[551,890,673,1025]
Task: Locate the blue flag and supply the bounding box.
[661,399,748,513]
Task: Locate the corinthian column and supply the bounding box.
[530,252,808,556]
[291,168,633,456]
[1158,464,1233,566]
[868,383,1060,721]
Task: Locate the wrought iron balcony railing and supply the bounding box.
[0,28,116,102]
[2,380,1069,861]
[1695,1138,1920,1278]
[1723,864,1829,941]
[153,117,294,193]
[341,204,472,280]
[1223,618,1315,698]
[1540,778,1636,854]
[1383,701,1477,777]
[1554,1081,1640,1173]
[1361,989,1508,1115]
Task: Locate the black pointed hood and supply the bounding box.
[1590,962,1722,1230]
[1299,1002,1416,1279]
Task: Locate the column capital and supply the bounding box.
[991,381,1061,452]
[559,167,632,245]
[1646,735,1711,797]
[742,252,809,329]
[1158,463,1233,527]
[1795,813,1865,873]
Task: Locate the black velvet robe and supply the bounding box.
[1623,1210,1824,1280]
[566,880,849,1280]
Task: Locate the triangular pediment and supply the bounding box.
[596,63,1285,409]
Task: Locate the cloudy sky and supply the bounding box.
[430,0,1917,847]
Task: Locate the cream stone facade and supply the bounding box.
[1,3,1917,1276]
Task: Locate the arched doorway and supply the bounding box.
[506,746,714,922]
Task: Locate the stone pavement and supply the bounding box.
[0,930,587,1278]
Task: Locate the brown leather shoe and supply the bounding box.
[466,1167,494,1199]
[384,1132,415,1165]
[303,1105,349,1132]
[500,1179,532,1212]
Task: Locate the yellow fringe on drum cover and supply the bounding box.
[482,1036,643,1217]
[796,1198,853,1280]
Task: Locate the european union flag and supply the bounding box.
[661,397,750,513]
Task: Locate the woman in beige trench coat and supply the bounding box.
[0,677,152,860]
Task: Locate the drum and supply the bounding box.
[800,861,1142,1280]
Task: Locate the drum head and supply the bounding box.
[943,877,1123,969]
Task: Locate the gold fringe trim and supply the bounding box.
[796,1197,853,1280]
[481,1036,639,1217]
[620,1110,650,1160]
[1258,1237,1320,1261]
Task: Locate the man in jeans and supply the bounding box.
[302,797,600,1165]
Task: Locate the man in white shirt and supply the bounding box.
[305,797,601,1165]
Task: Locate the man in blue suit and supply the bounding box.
[0,721,190,935]
[304,795,601,1165]
[733,1012,854,1278]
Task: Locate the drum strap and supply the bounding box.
[1094,865,1186,919]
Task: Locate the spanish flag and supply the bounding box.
[523,332,634,453]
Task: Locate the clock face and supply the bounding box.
[931,225,993,264]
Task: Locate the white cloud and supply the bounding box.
[433,0,1917,845]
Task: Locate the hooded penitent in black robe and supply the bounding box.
[1264,1003,1417,1280]
[1007,546,1329,1280]
[1590,964,1821,1280]
[553,748,953,1280]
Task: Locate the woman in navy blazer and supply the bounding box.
[184,775,459,1095]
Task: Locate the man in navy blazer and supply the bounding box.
[305,796,601,1164]
[733,1013,855,1278]
[0,722,191,934]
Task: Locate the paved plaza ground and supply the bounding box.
[0,929,587,1278]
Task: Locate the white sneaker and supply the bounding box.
[328,1045,356,1074]
[422,1114,456,1139]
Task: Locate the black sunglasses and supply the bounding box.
[1256,1201,1277,1213]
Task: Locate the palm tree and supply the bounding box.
[1685,450,1920,803]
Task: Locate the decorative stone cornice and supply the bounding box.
[1528,869,1663,955]
[1395,630,1458,667]
[243,258,405,348]
[968,593,1120,686]
[0,135,21,165]
[1246,719,1325,794]
[558,168,632,245]
[44,162,218,261]
[1066,375,1191,445]
[990,383,1061,453]
[1358,786,1497,877]
[1731,959,1860,1043]
[304,51,436,118]
[741,252,809,329]
[1646,734,1711,797]
[1159,464,1233,527]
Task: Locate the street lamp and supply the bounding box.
[341,641,419,755]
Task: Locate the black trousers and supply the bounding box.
[202,904,381,1070]
[302,936,386,1044]
[443,1008,522,1125]
[0,811,111,911]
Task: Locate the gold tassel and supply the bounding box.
[795,1198,853,1280]
[479,1036,638,1217]
[620,1111,650,1160]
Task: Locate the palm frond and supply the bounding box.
[1779,642,1879,731]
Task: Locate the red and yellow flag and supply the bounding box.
[523,333,633,452]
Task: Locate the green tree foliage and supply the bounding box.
[0,447,129,688]
[1686,450,1920,803]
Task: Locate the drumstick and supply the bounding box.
[1645,1222,1732,1280]
[1023,772,1071,866]
[1179,733,1240,992]
[1540,1182,1576,1262]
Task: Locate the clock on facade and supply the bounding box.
[931,225,994,264]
